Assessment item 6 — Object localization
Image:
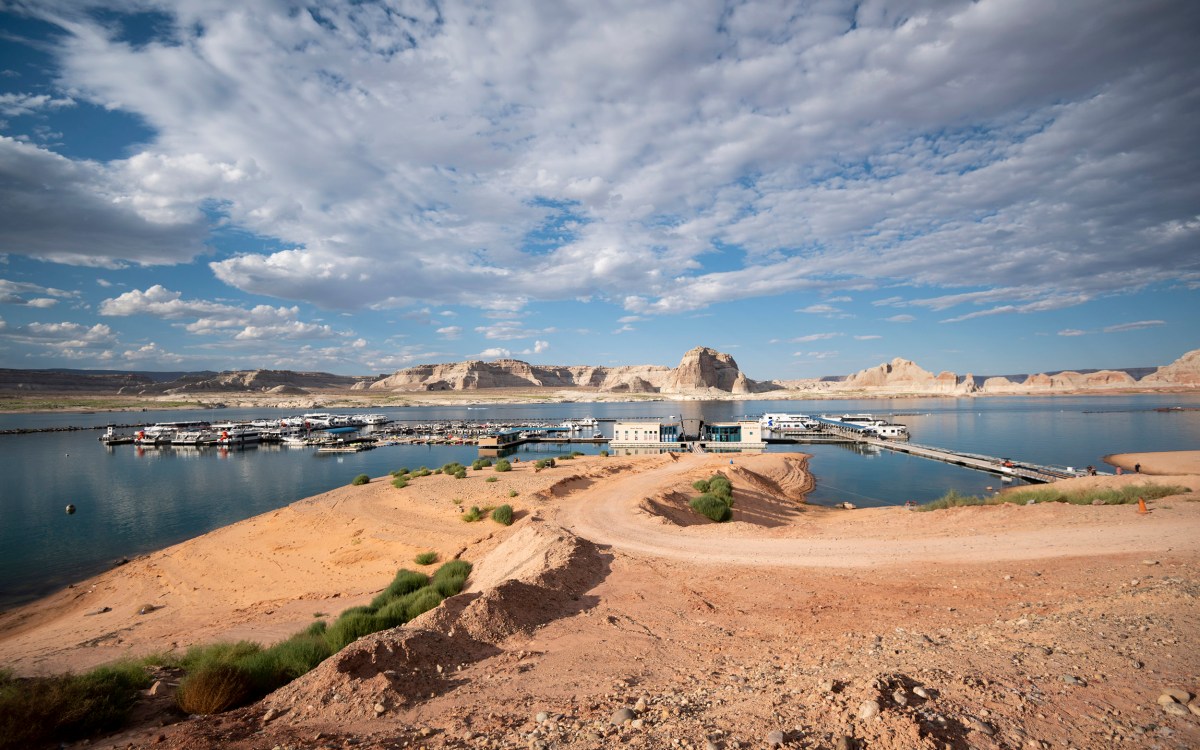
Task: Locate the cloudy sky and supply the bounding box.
[1,0,1196,379]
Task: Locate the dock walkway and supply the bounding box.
[855,436,1085,483]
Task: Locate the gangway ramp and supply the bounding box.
[855,436,1085,483]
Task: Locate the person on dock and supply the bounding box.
[1134,463,1141,473]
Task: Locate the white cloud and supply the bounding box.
[0,93,75,117]
[26,298,58,308]
[1103,320,1165,333]
[436,326,463,340]
[474,320,557,341]
[796,304,843,315]
[793,350,839,359]
[886,314,915,323]
[0,138,209,266]
[791,332,842,343]
[100,284,342,341]
[854,334,882,340]
[121,342,185,364]
[478,347,512,359]
[1057,328,1087,337]
[1,0,1195,322]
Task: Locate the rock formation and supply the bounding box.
[834,357,976,394]
[370,346,777,396]
[118,369,363,395]
[1141,348,1200,386]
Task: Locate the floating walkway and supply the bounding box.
[853,436,1086,483]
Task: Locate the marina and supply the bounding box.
[3,394,1199,610]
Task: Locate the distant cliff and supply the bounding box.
[771,348,1199,396]
[371,346,778,396]
[118,369,367,396]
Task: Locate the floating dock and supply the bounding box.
[853,436,1085,483]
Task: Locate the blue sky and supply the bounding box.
[0,0,1196,380]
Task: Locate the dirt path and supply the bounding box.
[556,452,1200,567]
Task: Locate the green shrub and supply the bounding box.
[324,612,382,652]
[370,569,429,609]
[707,475,733,502]
[599,450,609,457]
[392,476,408,489]
[492,504,513,525]
[571,451,584,458]
[485,476,498,483]
[254,634,330,684]
[461,506,485,522]
[391,467,410,476]
[472,458,492,470]
[400,587,444,620]
[432,560,472,597]
[690,494,732,522]
[918,483,1190,512]
[0,663,150,748]
[414,551,438,565]
[178,641,263,672]
[508,489,518,497]
[494,459,512,473]
[176,663,253,715]
[455,468,468,479]
[351,473,371,486]
[692,479,710,493]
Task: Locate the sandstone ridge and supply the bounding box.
[370,346,779,396]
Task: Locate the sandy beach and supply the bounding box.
[2,451,1199,749]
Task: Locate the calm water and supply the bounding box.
[2,394,1198,609]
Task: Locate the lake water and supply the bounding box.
[2,394,1198,610]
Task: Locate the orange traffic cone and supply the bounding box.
[1137,497,1149,515]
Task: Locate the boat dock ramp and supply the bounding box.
[853,436,1085,483]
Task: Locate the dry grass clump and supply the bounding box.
[0,663,149,750]
[919,483,1190,511]
[175,663,252,715]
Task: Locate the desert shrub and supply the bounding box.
[491,504,513,525]
[599,450,609,457]
[494,459,512,473]
[392,476,408,489]
[178,641,263,672]
[434,468,443,474]
[918,483,1189,512]
[255,634,330,684]
[304,619,327,636]
[461,506,485,522]
[351,474,370,486]
[472,458,492,470]
[335,605,376,620]
[370,569,429,609]
[707,475,733,503]
[176,663,253,715]
[454,468,467,479]
[414,551,438,565]
[508,489,518,497]
[485,476,498,483]
[571,451,584,458]
[432,560,472,596]
[692,479,710,493]
[441,462,465,475]
[391,467,410,476]
[0,663,150,748]
[400,587,444,620]
[690,494,732,522]
[324,612,381,652]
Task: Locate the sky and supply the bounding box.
[0,0,1197,380]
